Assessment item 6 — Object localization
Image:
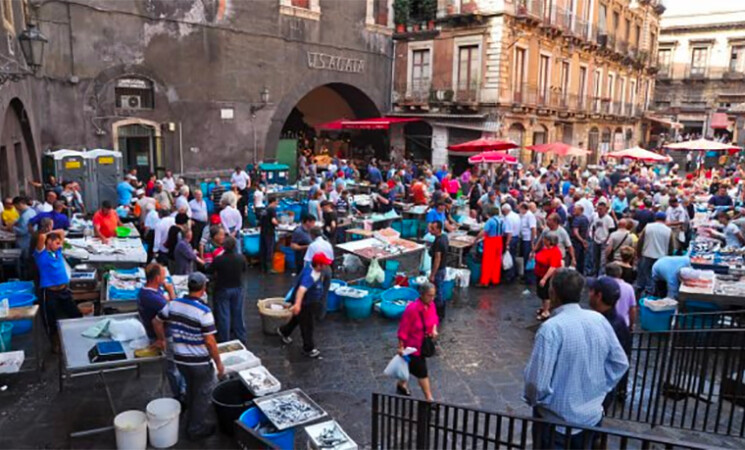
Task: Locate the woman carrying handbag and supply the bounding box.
[395,282,439,400]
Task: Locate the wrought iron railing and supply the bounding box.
[608,327,745,437]
[372,393,711,449]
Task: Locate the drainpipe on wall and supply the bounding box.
[178,121,184,174]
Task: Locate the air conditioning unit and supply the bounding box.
[120,95,142,109]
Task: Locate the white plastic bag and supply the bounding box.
[108,318,147,342]
[366,258,385,284]
[383,347,417,381]
[502,251,514,271]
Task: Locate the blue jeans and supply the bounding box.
[533,408,601,450]
[505,236,520,282]
[434,268,447,318]
[214,287,247,343]
[165,342,186,400]
[587,241,607,277]
[572,241,586,276]
[636,256,657,297]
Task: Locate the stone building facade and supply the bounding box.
[0,0,395,196]
[653,9,745,146]
[392,0,663,169]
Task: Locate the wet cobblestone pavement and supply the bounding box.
[1,271,743,448]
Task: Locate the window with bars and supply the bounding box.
[410,49,431,95]
[657,49,671,76]
[690,47,708,76]
[730,45,745,73]
[457,45,479,97]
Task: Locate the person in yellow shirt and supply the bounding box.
[2,197,19,228]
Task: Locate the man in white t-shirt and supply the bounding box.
[231,166,251,225]
[502,204,521,283]
[161,170,176,193]
[588,201,615,276]
[518,203,537,282]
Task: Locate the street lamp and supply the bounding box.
[18,23,48,73]
[251,86,270,115]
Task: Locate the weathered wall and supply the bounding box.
[31,0,393,174]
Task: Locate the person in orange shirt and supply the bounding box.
[92,201,122,244]
[411,176,429,205]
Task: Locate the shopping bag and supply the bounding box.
[502,251,514,271]
[526,258,536,272]
[366,258,385,285]
[383,347,417,381]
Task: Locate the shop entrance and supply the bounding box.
[115,122,163,179]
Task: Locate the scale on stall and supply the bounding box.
[70,264,97,290]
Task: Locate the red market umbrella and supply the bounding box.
[526,142,589,157]
[314,118,348,131]
[664,138,741,152]
[448,138,519,153]
[340,117,420,130]
[607,146,671,163]
[468,151,518,165]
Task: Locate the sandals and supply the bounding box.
[396,385,412,396]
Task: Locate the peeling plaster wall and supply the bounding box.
[32,0,392,174]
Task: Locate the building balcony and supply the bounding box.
[617,39,628,55]
[455,82,480,103]
[513,0,543,21]
[684,65,708,80]
[393,80,432,105]
[723,70,745,80]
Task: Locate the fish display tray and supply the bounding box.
[253,388,327,431]
[305,420,358,450]
[238,365,282,397]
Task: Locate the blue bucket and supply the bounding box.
[242,233,260,257]
[5,293,36,335]
[380,287,418,320]
[640,297,675,332]
[342,293,374,320]
[0,281,34,296]
[0,322,12,352]
[280,246,295,270]
[239,407,295,450]
[327,279,347,312]
[441,280,455,301]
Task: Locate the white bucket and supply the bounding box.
[146,398,181,448]
[114,410,147,450]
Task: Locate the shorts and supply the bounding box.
[536,280,550,300]
[408,354,428,379]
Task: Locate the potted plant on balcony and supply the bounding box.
[461,0,478,14]
[393,0,409,33]
[443,89,454,103]
[421,0,437,29]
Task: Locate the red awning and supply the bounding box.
[340,117,420,130]
[314,118,348,131]
[448,138,519,153]
[710,112,730,130]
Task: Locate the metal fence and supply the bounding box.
[372,393,708,449]
[608,327,745,437]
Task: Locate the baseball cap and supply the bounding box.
[312,253,333,266]
[187,272,208,291]
[587,276,620,304]
[655,211,667,220]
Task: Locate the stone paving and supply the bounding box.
[0,271,743,449]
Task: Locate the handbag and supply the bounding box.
[420,310,436,358]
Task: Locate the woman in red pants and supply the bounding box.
[476,207,504,287]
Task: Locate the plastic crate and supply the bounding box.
[639,297,675,332]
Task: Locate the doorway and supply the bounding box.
[116,123,161,180]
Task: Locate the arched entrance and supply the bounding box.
[508,123,526,162]
[272,83,380,179]
[588,127,599,164]
[113,118,163,179]
[0,98,38,197]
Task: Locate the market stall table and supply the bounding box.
[335,237,425,281]
[448,233,478,267]
[0,305,43,376]
[63,237,147,269]
[678,274,745,310]
[57,313,164,437]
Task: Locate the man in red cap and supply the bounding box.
[277,252,333,358]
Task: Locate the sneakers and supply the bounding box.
[276,327,292,345]
[304,348,321,358]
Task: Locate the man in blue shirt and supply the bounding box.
[117,177,136,206]
[651,255,691,299]
[34,228,82,348]
[29,200,69,231]
[290,214,315,275]
[708,186,733,208]
[524,269,628,447]
[277,253,333,358]
[367,162,383,184]
[137,263,184,402]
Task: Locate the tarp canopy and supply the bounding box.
[665,138,741,152]
[526,142,589,157]
[710,112,731,130]
[644,114,684,130]
[606,146,671,163]
[468,151,518,165]
[314,117,420,130]
[448,138,519,153]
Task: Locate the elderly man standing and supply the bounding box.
[524,269,628,448]
[636,212,673,296]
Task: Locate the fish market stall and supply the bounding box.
[63,236,147,268]
[688,238,745,274]
[448,232,478,267]
[101,268,190,313]
[57,312,163,437]
[678,268,745,310]
[335,236,424,281]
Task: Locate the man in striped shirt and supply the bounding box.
[153,272,224,441]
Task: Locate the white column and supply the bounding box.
[432,125,449,167]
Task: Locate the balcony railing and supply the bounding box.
[393,79,431,104]
[686,64,707,79]
[455,81,479,103]
[617,39,628,55]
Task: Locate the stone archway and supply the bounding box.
[0,98,39,197]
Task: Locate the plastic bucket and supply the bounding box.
[327,279,347,313]
[114,410,147,450]
[0,322,12,352]
[6,293,35,335]
[257,298,292,335]
[146,398,181,448]
[212,378,256,436]
[0,281,34,296]
[272,252,285,273]
[343,294,374,320]
[239,407,295,450]
[242,233,260,257]
[441,280,455,301]
[640,297,675,332]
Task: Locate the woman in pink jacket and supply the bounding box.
[396,282,439,400]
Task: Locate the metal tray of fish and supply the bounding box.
[253,388,327,431]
